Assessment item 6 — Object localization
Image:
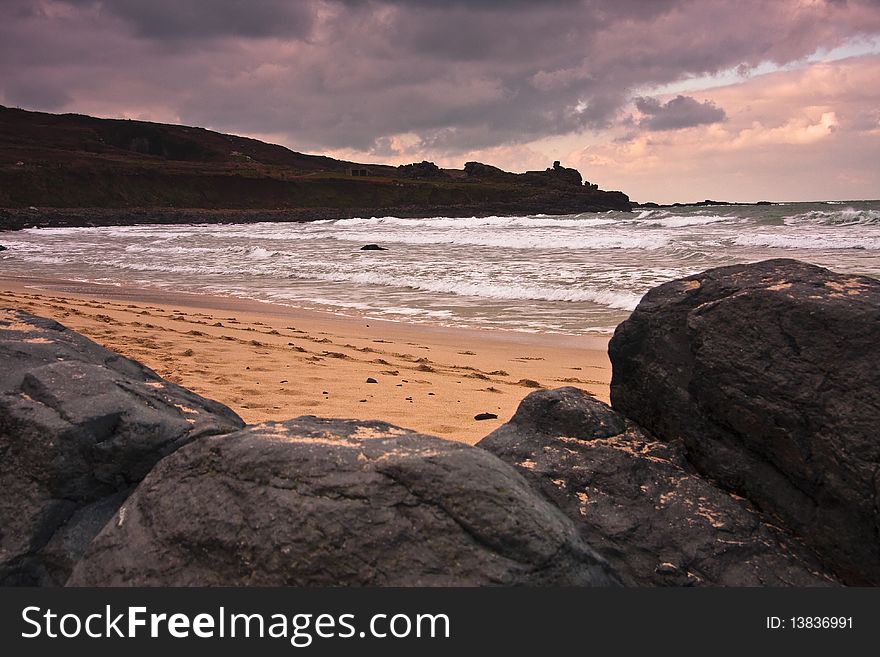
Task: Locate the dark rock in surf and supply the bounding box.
[69,417,620,586]
[0,309,244,586]
[0,245,7,251]
[478,387,837,586]
[609,259,880,584]
[360,244,387,251]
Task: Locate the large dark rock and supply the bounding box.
[609,259,880,584]
[68,417,620,586]
[0,309,244,585]
[479,387,837,586]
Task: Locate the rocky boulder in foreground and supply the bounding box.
[68,417,620,586]
[609,259,880,585]
[0,309,245,585]
[478,387,837,586]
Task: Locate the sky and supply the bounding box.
[2,0,879,203]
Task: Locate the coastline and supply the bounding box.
[0,275,611,444]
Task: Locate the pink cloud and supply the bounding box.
[570,56,880,201]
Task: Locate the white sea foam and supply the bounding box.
[640,214,737,228]
[783,207,880,226]
[732,233,880,250]
[5,202,879,335]
[287,270,642,310]
[329,215,618,229]
[319,230,672,251]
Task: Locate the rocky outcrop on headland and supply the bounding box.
[478,387,837,586]
[0,309,244,585]
[68,417,619,587]
[609,259,880,585]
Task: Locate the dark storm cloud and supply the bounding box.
[52,0,315,40]
[2,0,879,157]
[2,77,71,110]
[635,95,727,131]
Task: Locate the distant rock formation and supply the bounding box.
[0,309,244,585]
[463,161,507,178]
[479,387,837,586]
[396,160,448,178]
[525,160,583,186]
[69,417,619,586]
[610,259,880,585]
[466,160,585,187]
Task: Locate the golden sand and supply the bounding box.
[0,276,611,444]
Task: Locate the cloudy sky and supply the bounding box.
[2,0,879,202]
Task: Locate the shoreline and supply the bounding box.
[0,275,611,444]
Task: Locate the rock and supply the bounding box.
[396,161,448,179]
[0,309,244,585]
[464,161,507,178]
[478,387,837,586]
[360,244,387,251]
[365,377,378,383]
[474,412,498,421]
[68,417,620,586]
[0,245,7,251]
[609,259,880,584]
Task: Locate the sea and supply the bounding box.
[2,200,878,336]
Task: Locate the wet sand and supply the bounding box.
[0,275,611,444]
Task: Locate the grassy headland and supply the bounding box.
[0,106,630,229]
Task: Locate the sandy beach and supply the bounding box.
[0,275,610,444]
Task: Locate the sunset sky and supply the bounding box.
[2,0,879,203]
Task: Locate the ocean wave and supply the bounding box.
[323,230,671,250]
[783,207,880,226]
[640,214,738,228]
[634,209,670,220]
[328,215,619,229]
[122,244,283,258]
[732,233,880,250]
[290,270,643,310]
